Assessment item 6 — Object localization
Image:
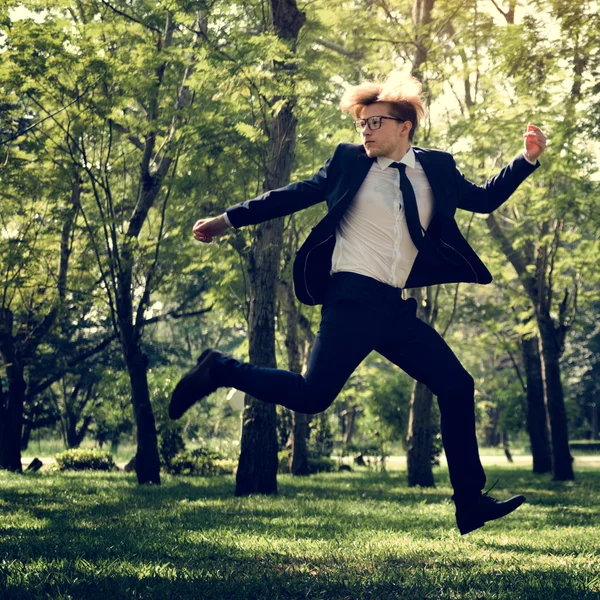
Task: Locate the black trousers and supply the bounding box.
[213,272,486,497]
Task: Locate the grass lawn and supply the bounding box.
[0,464,599,599]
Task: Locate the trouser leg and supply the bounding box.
[374,301,486,497]
[212,300,375,414]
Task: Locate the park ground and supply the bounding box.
[0,458,599,600]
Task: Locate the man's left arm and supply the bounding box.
[455,123,547,214]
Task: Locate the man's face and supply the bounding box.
[358,102,410,159]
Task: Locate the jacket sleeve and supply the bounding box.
[454,153,539,214]
[224,151,337,229]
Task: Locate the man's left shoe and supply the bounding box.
[169,349,223,420]
[455,492,526,535]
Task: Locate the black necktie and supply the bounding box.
[390,162,423,250]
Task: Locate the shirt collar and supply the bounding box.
[377,147,416,170]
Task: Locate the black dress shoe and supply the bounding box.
[169,349,223,420]
[455,492,526,535]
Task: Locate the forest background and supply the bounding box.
[0,0,599,491]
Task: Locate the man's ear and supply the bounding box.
[402,121,413,137]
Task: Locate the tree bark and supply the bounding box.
[521,334,552,473]
[342,407,358,446]
[537,318,574,480]
[117,178,163,484]
[20,423,31,453]
[0,310,26,472]
[291,412,310,475]
[236,216,283,495]
[490,0,517,25]
[281,275,310,476]
[502,431,513,462]
[412,0,435,77]
[235,0,305,496]
[405,287,436,487]
[62,380,94,449]
[125,347,161,484]
[406,379,435,487]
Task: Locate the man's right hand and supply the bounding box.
[193,214,230,243]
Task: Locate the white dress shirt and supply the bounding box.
[331,147,435,288]
[222,150,535,288]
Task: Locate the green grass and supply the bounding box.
[1,465,599,600]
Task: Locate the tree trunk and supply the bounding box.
[405,287,436,487]
[0,310,25,472]
[486,214,575,481]
[235,0,305,496]
[66,415,92,449]
[0,378,25,471]
[20,422,31,452]
[0,166,79,471]
[291,413,310,475]
[66,417,79,449]
[412,0,435,77]
[502,431,513,463]
[74,11,198,486]
[406,380,435,487]
[521,334,552,473]
[114,233,162,486]
[342,407,358,446]
[403,0,438,487]
[125,346,161,485]
[236,218,282,494]
[281,275,310,476]
[537,317,574,480]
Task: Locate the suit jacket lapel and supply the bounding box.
[330,149,374,213]
[413,147,454,217]
[331,146,453,218]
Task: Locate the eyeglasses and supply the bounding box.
[353,116,405,133]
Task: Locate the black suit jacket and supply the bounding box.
[226,143,539,305]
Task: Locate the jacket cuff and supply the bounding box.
[224,206,243,228]
[521,151,539,167]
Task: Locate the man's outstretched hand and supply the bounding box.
[193,214,230,243]
[523,123,547,163]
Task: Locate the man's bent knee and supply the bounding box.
[294,389,337,415]
[436,369,474,400]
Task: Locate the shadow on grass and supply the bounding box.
[0,471,453,564]
[2,545,598,600]
[1,466,599,600]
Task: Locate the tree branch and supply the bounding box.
[22,164,81,358]
[141,306,213,327]
[134,150,180,331]
[99,0,163,35]
[27,333,118,399]
[0,78,101,149]
[495,332,527,394]
[486,213,538,299]
[314,37,364,59]
[110,120,144,152]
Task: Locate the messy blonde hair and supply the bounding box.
[340,72,426,141]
